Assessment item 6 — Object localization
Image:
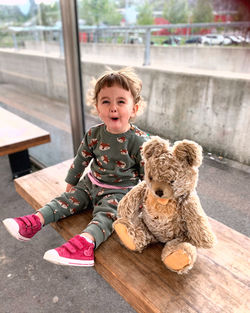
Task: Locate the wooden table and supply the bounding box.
[14,159,250,313]
[0,107,50,178]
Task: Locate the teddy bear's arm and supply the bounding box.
[117,181,147,219]
[182,193,217,249]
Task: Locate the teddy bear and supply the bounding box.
[113,136,216,274]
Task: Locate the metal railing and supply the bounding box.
[7,21,250,66]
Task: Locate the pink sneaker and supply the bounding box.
[3,214,42,241]
[43,235,95,267]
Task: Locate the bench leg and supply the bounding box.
[8,150,32,179]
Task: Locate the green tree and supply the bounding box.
[38,2,60,26]
[192,0,214,23]
[0,5,26,25]
[163,0,189,24]
[137,1,154,25]
[115,0,126,8]
[78,0,122,26]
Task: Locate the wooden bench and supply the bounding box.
[0,107,50,178]
[14,159,250,313]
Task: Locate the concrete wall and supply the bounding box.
[135,68,250,166]
[80,43,250,73]
[0,50,67,101]
[0,49,249,165]
[24,41,250,73]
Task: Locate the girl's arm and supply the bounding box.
[65,134,93,186]
[66,183,74,192]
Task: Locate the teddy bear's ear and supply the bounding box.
[173,140,203,167]
[142,136,169,160]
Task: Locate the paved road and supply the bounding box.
[198,155,249,237]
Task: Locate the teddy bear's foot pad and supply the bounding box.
[114,223,136,251]
[163,249,190,271]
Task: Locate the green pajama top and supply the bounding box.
[65,123,149,188]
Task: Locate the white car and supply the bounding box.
[237,35,245,43]
[222,36,232,45]
[129,36,143,44]
[229,35,242,44]
[202,34,224,45]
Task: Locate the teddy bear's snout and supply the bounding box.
[155,189,164,197]
[151,181,173,199]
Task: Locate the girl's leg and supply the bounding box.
[36,212,45,225]
[83,189,127,249]
[3,179,91,242]
[3,214,42,241]
[43,234,95,267]
[43,188,127,267]
[37,181,92,225]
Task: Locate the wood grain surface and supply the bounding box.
[0,107,50,156]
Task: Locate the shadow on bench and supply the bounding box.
[14,159,250,313]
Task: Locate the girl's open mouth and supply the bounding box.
[111,117,119,121]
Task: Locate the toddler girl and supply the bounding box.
[3,67,148,267]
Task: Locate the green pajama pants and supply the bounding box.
[38,175,130,248]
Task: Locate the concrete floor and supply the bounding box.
[0,84,249,313]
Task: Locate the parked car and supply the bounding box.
[201,34,224,45]
[222,36,232,45]
[162,36,181,45]
[237,35,245,43]
[129,36,143,44]
[222,35,246,45]
[228,35,241,44]
[185,36,202,44]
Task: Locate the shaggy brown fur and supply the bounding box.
[113,136,217,274]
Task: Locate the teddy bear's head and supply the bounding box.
[141,137,203,200]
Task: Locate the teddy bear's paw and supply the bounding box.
[163,249,190,272]
[113,223,136,251]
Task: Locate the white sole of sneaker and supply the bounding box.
[43,249,94,267]
[2,218,31,241]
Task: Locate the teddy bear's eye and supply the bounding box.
[170,180,175,185]
[149,175,153,181]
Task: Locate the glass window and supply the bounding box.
[0,0,74,167]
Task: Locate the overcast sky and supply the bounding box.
[0,0,55,5]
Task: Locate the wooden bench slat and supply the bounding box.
[14,159,250,313]
[201,219,250,285]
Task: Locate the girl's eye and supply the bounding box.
[118,100,125,104]
[102,100,109,104]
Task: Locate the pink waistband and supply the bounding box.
[87,172,134,190]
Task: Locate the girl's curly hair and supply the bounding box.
[86,67,146,117]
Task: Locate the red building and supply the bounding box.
[153,17,171,36]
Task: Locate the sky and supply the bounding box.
[0,0,56,5]
[0,0,56,15]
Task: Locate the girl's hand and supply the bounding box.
[66,183,74,192]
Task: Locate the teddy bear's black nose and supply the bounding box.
[155,189,163,197]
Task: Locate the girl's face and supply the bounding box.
[96,84,138,134]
